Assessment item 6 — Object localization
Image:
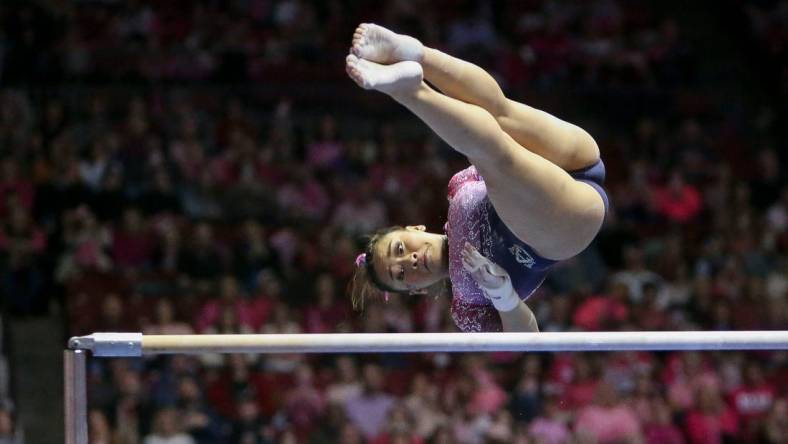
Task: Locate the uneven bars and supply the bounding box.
[69,331,788,357]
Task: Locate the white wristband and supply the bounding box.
[482,277,520,312]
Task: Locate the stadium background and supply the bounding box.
[0,0,786,443]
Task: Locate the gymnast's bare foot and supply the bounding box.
[351,23,424,64]
[345,54,423,96]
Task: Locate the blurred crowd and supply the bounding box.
[3,0,696,89]
[1,0,787,443]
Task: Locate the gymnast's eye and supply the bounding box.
[398,267,405,281]
[397,242,404,255]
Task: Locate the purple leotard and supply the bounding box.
[444,162,608,332]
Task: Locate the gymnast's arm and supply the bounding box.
[497,298,539,333]
[460,243,540,332]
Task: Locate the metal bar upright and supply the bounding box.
[64,349,88,444]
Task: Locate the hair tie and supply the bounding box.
[355,253,367,267]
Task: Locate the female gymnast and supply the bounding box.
[346,24,609,333]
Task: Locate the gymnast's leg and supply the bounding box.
[351,23,599,171]
[345,55,604,260]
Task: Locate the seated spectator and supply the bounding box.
[381,296,415,333]
[55,206,112,283]
[283,364,326,439]
[371,403,423,444]
[153,219,182,273]
[260,301,301,334]
[572,282,630,331]
[664,352,721,412]
[232,220,278,291]
[326,356,363,406]
[276,167,331,222]
[643,397,685,444]
[303,273,349,333]
[632,283,669,330]
[95,293,137,332]
[509,355,543,423]
[331,186,387,237]
[306,115,345,171]
[140,170,181,217]
[610,246,664,304]
[630,374,659,424]
[528,396,570,444]
[231,395,274,444]
[684,382,739,444]
[651,170,702,224]
[78,138,111,192]
[574,382,642,444]
[177,223,224,289]
[175,376,226,443]
[464,356,507,416]
[558,354,599,410]
[603,351,655,397]
[729,361,776,440]
[207,354,262,418]
[143,408,196,444]
[143,298,195,335]
[112,207,154,272]
[344,363,395,440]
[0,201,47,314]
[195,275,256,334]
[403,373,447,439]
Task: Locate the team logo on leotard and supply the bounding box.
[509,244,535,268]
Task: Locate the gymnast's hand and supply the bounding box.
[461,242,519,312]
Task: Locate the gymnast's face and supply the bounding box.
[373,225,449,293]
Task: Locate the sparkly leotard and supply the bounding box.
[444,162,608,332]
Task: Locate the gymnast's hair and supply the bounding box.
[348,226,448,311]
[348,226,404,311]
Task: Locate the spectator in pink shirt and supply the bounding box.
[528,397,570,444]
[664,352,721,412]
[574,382,643,444]
[643,397,685,444]
[685,382,739,444]
[306,115,345,171]
[464,355,508,415]
[195,275,258,333]
[572,282,630,331]
[651,170,702,224]
[559,354,599,410]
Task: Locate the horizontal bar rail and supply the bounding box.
[69,331,788,357]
